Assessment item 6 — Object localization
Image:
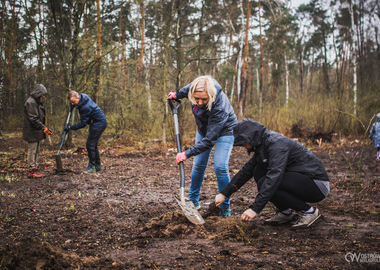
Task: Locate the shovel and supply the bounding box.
[168,99,205,225]
[55,104,74,172]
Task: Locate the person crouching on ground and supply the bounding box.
[167,76,237,217]
[215,119,330,229]
[23,84,52,178]
[65,91,107,173]
[369,113,380,160]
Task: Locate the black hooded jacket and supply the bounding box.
[221,119,329,214]
[23,84,48,142]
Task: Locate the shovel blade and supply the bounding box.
[176,198,205,225]
[55,155,63,172]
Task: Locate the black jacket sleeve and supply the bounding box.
[250,143,290,213]
[221,156,257,197]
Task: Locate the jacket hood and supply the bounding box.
[31,84,47,100]
[377,113,380,122]
[214,78,222,95]
[233,119,267,149]
[78,93,90,107]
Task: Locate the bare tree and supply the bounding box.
[240,0,251,116]
[94,0,101,103]
[349,1,358,115]
[258,0,264,119]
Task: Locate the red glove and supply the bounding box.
[43,127,52,135]
[167,92,177,100]
[176,152,187,165]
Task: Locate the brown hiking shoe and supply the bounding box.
[28,168,44,178]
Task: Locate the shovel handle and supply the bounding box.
[57,104,74,154]
[168,98,181,113]
[64,105,74,128]
[168,99,186,190]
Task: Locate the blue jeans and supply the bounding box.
[189,131,234,209]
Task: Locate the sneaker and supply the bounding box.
[220,208,231,218]
[95,164,101,172]
[84,164,96,173]
[291,208,321,229]
[265,211,295,225]
[28,168,44,178]
[192,201,201,210]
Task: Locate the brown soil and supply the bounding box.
[0,135,379,269]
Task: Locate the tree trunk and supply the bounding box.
[175,1,183,89]
[236,0,244,105]
[197,0,205,76]
[349,2,358,116]
[285,53,289,106]
[162,1,175,143]
[299,42,304,93]
[239,0,251,117]
[94,0,101,104]
[117,2,123,110]
[0,0,5,135]
[7,0,16,114]
[258,0,263,119]
[309,52,314,93]
[140,0,145,72]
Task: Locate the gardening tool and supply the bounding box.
[168,99,205,225]
[55,104,74,172]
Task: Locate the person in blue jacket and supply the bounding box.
[65,91,107,173]
[167,75,237,217]
[369,113,380,160]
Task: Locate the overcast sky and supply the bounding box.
[290,0,310,8]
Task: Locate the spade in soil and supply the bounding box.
[169,99,205,225]
[55,105,73,173]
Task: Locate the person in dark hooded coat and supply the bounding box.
[167,75,237,217]
[369,113,380,160]
[215,119,330,229]
[23,84,52,178]
[65,91,107,173]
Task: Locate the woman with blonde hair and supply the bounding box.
[167,76,237,217]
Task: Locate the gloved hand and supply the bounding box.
[43,127,52,135]
[176,152,187,165]
[167,92,177,100]
[63,126,71,132]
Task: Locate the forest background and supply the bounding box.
[0,0,379,144]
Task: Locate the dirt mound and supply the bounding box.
[197,216,259,241]
[141,210,258,242]
[0,237,99,270]
[141,210,193,238]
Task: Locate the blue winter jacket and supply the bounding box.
[369,113,380,148]
[70,94,107,131]
[176,78,237,158]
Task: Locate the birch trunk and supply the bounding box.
[285,53,289,106]
[349,2,357,116]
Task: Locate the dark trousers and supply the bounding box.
[254,167,325,212]
[86,127,106,165]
